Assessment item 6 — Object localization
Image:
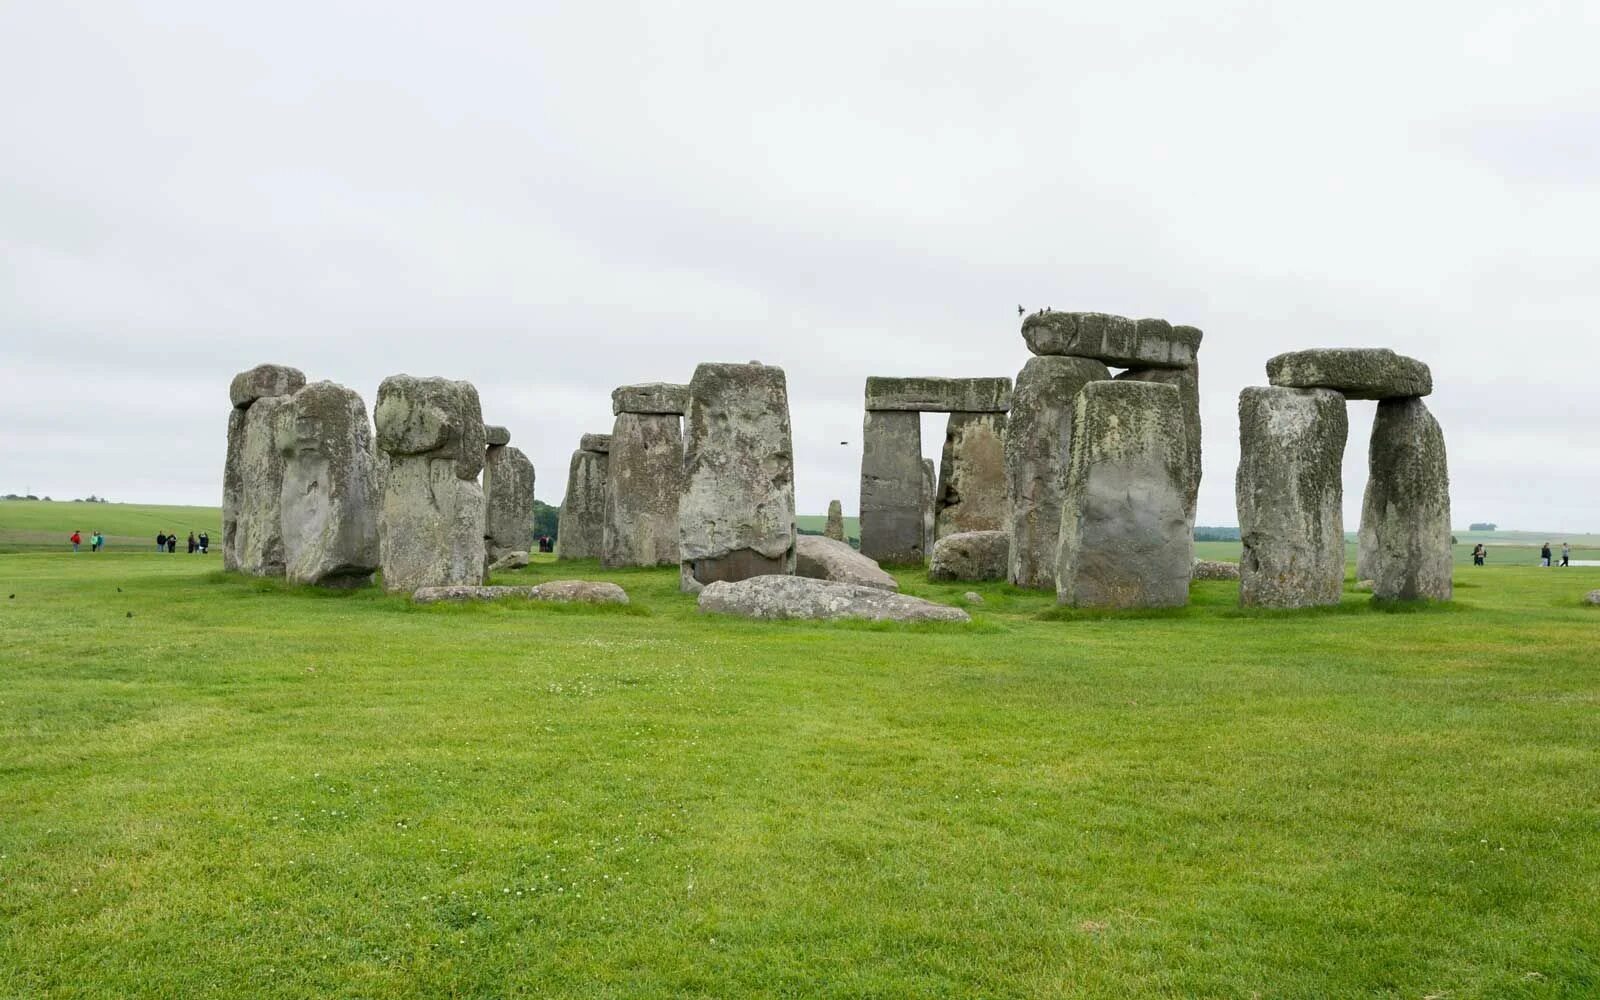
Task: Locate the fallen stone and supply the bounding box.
[557,441,609,561]
[579,433,612,453]
[611,382,690,415]
[483,444,536,561]
[1266,348,1432,400]
[489,550,530,571]
[795,534,898,591]
[929,530,1010,582]
[275,381,381,588]
[1191,559,1241,581]
[864,376,1012,413]
[697,575,970,623]
[963,591,984,604]
[935,411,1008,539]
[824,500,845,542]
[412,580,629,605]
[1116,355,1201,529]
[1235,387,1348,608]
[1354,579,1375,592]
[483,424,511,446]
[229,364,306,409]
[679,362,797,589]
[603,412,683,568]
[1022,312,1199,369]
[1584,590,1600,606]
[1006,355,1112,588]
[1360,397,1452,600]
[858,410,925,564]
[1056,380,1191,608]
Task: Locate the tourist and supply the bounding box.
[187,532,197,554]
[167,532,177,554]
[1472,543,1485,566]
[199,531,209,554]
[156,531,166,552]
[1540,542,1551,567]
[70,530,81,552]
[1561,542,1570,567]
[92,531,104,552]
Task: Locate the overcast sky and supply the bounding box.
[4,1,1597,531]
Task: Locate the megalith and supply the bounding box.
[1116,340,1202,530]
[224,363,306,576]
[275,381,381,588]
[484,441,535,563]
[1266,348,1432,400]
[1360,397,1452,601]
[1023,312,1199,369]
[935,411,1008,540]
[859,410,924,564]
[603,384,686,568]
[1234,387,1348,608]
[1056,381,1191,608]
[1005,355,1111,588]
[679,362,796,590]
[557,434,609,561]
[373,375,487,593]
[921,458,936,557]
[824,500,845,542]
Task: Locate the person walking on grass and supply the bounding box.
[92,531,104,552]
[199,531,209,554]
[1561,542,1570,567]
[70,530,81,553]
[187,532,197,554]
[168,532,177,554]
[156,531,166,552]
[1540,542,1552,567]
[1472,543,1486,566]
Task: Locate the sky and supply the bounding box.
[3,1,1598,531]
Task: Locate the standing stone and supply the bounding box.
[679,362,797,590]
[935,411,1008,540]
[373,375,487,593]
[1006,355,1111,588]
[1360,397,1453,601]
[824,500,845,542]
[275,381,381,588]
[603,412,684,567]
[1056,381,1191,608]
[859,410,924,565]
[1117,347,1201,531]
[483,444,536,562]
[921,458,936,559]
[557,435,609,561]
[223,364,306,576]
[1235,387,1348,608]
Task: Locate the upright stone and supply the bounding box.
[275,381,381,588]
[1361,397,1453,600]
[935,411,1008,540]
[679,362,797,590]
[1235,387,1348,608]
[373,375,487,593]
[921,458,936,558]
[1006,355,1111,588]
[603,412,684,568]
[483,444,536,562]
[223,363,306,576]
[557,435,610,561]
[1056,381,1191,608]
[824,500,845,542]
[858,410,925,564]
[1117,343,1201,531]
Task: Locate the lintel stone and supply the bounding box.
[864,376,1012,413]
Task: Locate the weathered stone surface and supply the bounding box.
[411,580,629,605]
[226,394,294,576]
[483,444,535,561]
[864,376,1012,413]
[1192,559,1241,581]
[795,534,898,591]
[1117,357,1201,529]
[611,382,689,415]
[1360,397,1452,600]
[1022,313,1199,369]
[229,364,306,409]
[1266,348,1432,400]
[1235,387,1348,608]
[698,575,969,623]
[1056,381,1191,608]
[963,591,984,604]
[929,530,1010,582]
[921,458,936,558]
[557,445,609,560]
[375,375,487,592]
[483,424,511,446]
[373,375,487,481]
[935,411,1008,540]
[1006,355,1112,588]
[275,381,381,588]
[489,550,529,571]
[603,413,683,568]
[859,410,924,565]
[680,363,797,589]
[824,500,845,542]
[1584,589,1600,606]
[579,433,612,453]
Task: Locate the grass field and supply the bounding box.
[3,530,1599,996]
[0,499,220,553]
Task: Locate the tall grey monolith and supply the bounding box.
[373,375,487,592]
[1235,387,1347,608]
[224,363,307,576]
[483,436,536,563]
[1006,355,1111,588]
[679,362,797,590]
[859,410,924,564]
[557,434,609,560]
[824,500,845,542]
[604,383,686,568]
[1117,340,1202,530]
[920,458,936,558]
[1056,381,1191,608]
[1360,397,1452,601]
[275,381,381,588]
[935,412,1008,540]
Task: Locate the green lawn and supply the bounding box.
[2,546,1597,997]
[0,499,220,553]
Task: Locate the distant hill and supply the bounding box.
[0,499,221,552]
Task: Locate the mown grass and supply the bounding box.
[2,547,1598,998]
[0,499,220,553]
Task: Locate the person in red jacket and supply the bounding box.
[70,531,81,553]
